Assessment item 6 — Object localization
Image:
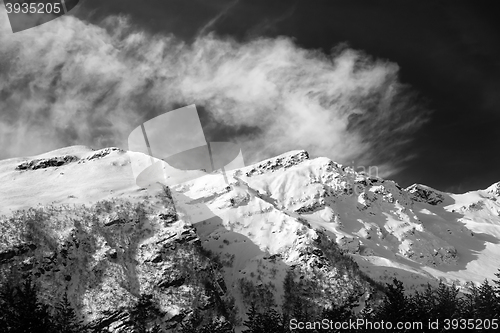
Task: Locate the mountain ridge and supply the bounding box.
[1,146,499,331]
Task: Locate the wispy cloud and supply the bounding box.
[196,0,240,37]
[247,2,297,37]
[0,7,430,177]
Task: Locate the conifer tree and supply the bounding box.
[0,276,18,332]
[493,268,500,294]
[53,291,83,333]
[433,280,460,321]
[410,283,435,322]
[475,279,499,319]
[323,294,357,323]
[376,279,410,323]
[242,303,287,333]
[0,276,54,332]
[242,303,260,333]
[281,270,295,325]
[460,282,479,319]
[322,294,357,333]
[370,278,416,333]
[182,315,233,333]
[129,294,162,333]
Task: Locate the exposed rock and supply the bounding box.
[465,201,485,211]
[15,155,79,171]
[158,274,186,289]
[245,150,309,177]
[86,310,129,333]
[337,236,360,254]
[312,248,323,257]
[487,182,500,196]
[0,243,36,262]
[104,218,126,227]
[79,147,124,163]
[406,184,445,205]
[158,211,178,224]
[295,199,325,214]
[107,248,118,259]
[164,310,191,329]
[0,200,231,332]
[402,239,458,266]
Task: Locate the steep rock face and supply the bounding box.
[406,184,445,205]
[0,195,232,332]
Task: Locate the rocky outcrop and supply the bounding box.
[406,184,445,205]
[487,182,500,197]
[276,229,377,313]
[402,241,458,266]
[245,150,309,177]
[0,198,230,332]
[0,243,37,263]
[79,147,125,163]
[15,155,79,170]
[337,236,361,254]
[14,147,125,171]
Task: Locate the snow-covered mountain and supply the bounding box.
[1,146,499,331]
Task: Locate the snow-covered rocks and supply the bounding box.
[487,182,500,197]
[244,150,309,177]
[406,183,445,205]
[0,199,226,330]
[400,238,458,266]
[15,154,79,170]
[79,147,125,163]
[337,236,361,254]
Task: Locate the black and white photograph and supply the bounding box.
[0,1,499,332]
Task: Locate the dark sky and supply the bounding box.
[3,0,500,193]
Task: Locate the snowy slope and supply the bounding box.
[1,146,500,329]
[0,146,186,218]
[168,150,500,291]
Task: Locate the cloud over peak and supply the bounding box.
[0,8,429,176]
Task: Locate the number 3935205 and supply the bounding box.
[3,1,80,33]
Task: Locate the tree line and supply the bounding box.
[2,269,500,332]
[240,270,500,333]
